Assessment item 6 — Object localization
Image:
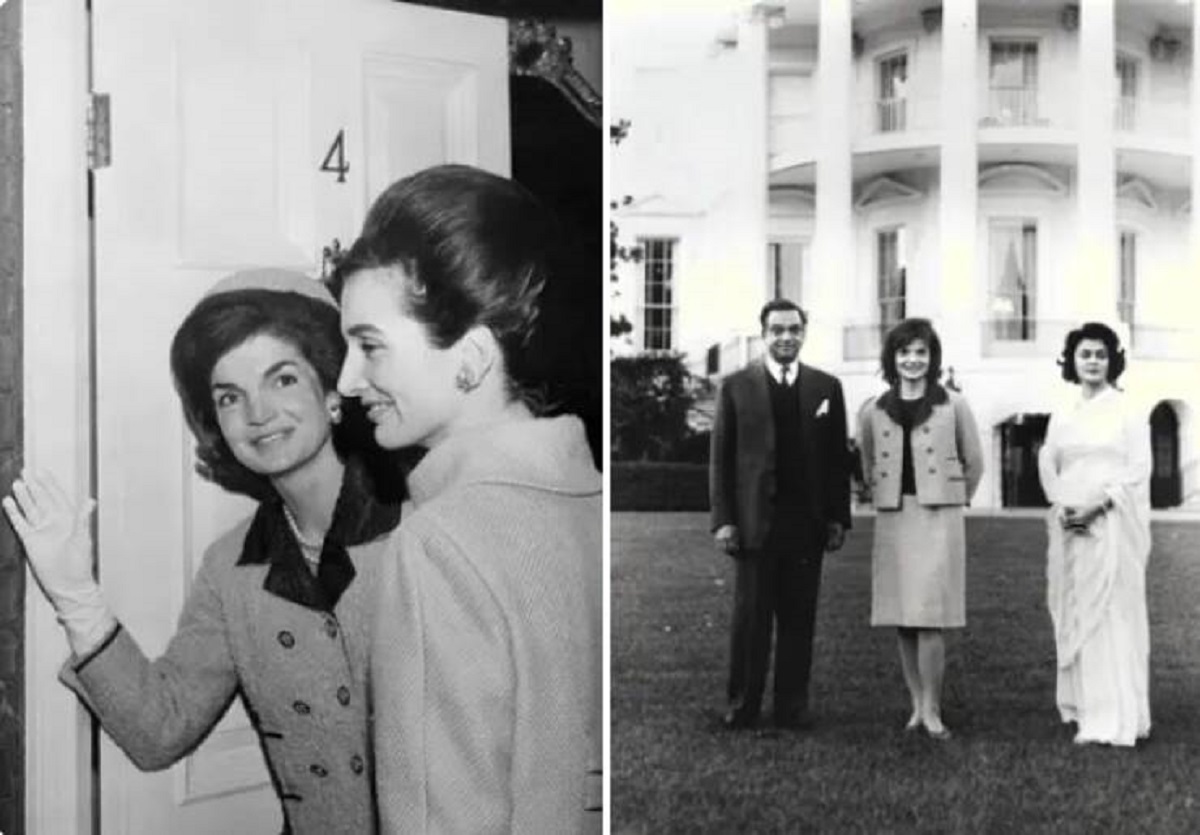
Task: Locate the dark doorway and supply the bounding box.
[510,72,602,468]
[1000,413,1050,508]
[1150,401,1181,509]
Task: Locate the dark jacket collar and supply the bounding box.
[236,458,403,611]
[876,381,949,429]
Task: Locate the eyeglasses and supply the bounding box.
[767,325,804,337]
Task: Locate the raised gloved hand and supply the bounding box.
[3,469,116,655]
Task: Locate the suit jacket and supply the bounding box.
[709,359,852,552]
[59,463,400,835]
[858,388,984,509]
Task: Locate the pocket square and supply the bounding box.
[815,398,829,417]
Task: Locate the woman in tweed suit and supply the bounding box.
[334,165,602,834]
[5,270,405,834]
[858,318,983,740]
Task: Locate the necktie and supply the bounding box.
[780,364,791,386]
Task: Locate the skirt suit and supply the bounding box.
[859,387,984,628]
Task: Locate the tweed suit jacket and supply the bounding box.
[858,389,984,509]
[709,359,852,552]
[372,416,602,835]
[60,465,400,835]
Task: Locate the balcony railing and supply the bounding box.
[1115,95,1137,132]
[983,86,1041,127]
[709,334,763,378]
[1113,94,1190,140]
[843,323,888,362]
[877,97,907,133]
[981,318,1072,358]
[1130,326,1200,360]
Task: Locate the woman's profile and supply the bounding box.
[332,164,602,834]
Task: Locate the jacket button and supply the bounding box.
[350,754,365,775]
[882,430,891,437]
[923,426,931,434]
[880,471,889,477]
[928,467,937,474]
[293,700,312,716]
[277,631,295,649]
[309,763,328,778]
[324,616,339,639]
[926,447,934,454]
[881,451,889,458]
[337,686,351,706]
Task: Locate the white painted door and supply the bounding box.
[90,1,509,832]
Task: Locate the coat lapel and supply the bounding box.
[749,360,775,457]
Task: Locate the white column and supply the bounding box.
[1075,0,1117,323]
[939,0,979,365]
[810,0,853,366]
[709,5,771,350]
[739,5,770,322]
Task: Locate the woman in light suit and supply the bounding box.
[333,165,601,833]
[858,318,983,739]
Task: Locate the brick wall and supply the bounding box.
[0,1,23,833]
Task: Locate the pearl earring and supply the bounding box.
[455,367,477,392]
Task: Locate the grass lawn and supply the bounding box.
[611,513,1200,833]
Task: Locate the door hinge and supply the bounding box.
[87,92,111,170]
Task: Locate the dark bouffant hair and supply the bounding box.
[758,298,808,331]
[880,317,942,388]
[169,289,345,501]
[1057,322,1126,384]
[330,164,556,410]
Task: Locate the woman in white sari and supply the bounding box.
[1038,322,1151,747]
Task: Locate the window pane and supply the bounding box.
[639,237,677,352]
[989,219,1037,341]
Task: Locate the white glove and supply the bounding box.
[3,470,116,656]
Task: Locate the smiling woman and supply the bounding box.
[331,164,603,834]
[858,317,984,740]
[4,269,407,834]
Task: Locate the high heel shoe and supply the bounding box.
[924,723,953,741]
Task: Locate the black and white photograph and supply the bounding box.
[2,0,601,832]
[611,0,1200,830]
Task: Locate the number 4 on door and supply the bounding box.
[320,129,349,183]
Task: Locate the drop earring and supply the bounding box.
[328,400,343,424]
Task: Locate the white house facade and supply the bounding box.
[612,0,1200,509]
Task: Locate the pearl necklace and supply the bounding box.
[281,503,325,560]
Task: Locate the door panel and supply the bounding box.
[91,1,508,831]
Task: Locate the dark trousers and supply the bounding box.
[726,508,825,721]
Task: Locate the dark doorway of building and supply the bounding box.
[1150,401,1181,509]
[1000,413,1050,508]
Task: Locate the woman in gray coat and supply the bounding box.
[4,269,405,834]
[858,318,983,740]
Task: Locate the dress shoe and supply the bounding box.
[924,724,953,741]
[721,710,759,730]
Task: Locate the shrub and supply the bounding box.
[612,354,705,461]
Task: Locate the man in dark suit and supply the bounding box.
[710,299,851,730]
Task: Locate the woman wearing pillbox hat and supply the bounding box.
[4,268,406,834]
